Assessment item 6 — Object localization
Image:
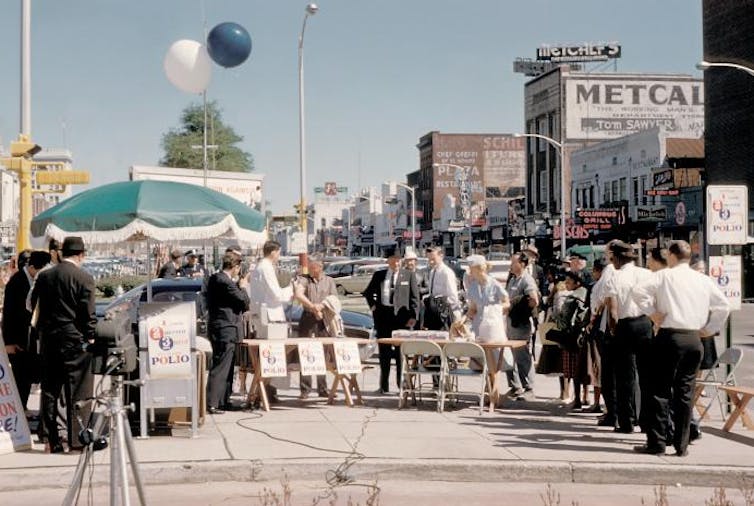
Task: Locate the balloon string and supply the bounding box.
[200,0,208,38]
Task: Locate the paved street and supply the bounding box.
[731,303,754,386]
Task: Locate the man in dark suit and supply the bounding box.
[158,249,183,279]
[3,250,51,410]
[206,252,250,414]
[363,247,420,394]
[181,249,207,278]
[33,237,97,453]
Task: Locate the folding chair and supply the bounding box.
[695,347,744,420]
[441,342,489,415]
[398,340,445,412]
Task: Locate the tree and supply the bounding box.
[160,101,254,172]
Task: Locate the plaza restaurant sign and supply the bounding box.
[564,76,704,141]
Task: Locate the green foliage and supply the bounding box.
[96,275,147,298]
[160,101,254,173]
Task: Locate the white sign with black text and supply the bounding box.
[143,303,194,379]
[297,341,327,376]
[706,185,748,245]
[332,341,362,375]
[709,255,742,311]
[259,341,288,378]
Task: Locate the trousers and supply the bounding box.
[614,316,652,430]
[646,328,703,453]
[40,342,93,449]
[207,338,236,409]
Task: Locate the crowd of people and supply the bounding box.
[1,235,731,458]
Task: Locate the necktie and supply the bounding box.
[429,269,436,296]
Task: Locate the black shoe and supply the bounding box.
[49,443,65,454]
[633,444,665,455]
[614,426,634,434]
[675,448,689,457]
[318,390,330,398]
[597,417,617,427]
[690,426,702,442]
[208,407,225,415]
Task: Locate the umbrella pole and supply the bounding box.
[146,238,153,303]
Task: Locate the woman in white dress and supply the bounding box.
[464,255,511,371]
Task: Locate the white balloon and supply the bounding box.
[163,39,212,94]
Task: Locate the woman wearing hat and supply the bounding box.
[464,255,512,371]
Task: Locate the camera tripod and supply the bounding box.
[63,376,147,506]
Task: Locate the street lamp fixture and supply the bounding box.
[696,60,754,77]
[513,133,567,259]
[298,3,318,268]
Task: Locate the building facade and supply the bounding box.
[413,131,526,256]
[524,67,704,256]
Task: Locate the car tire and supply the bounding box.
[337,284,347,296]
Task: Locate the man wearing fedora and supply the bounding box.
[33,236,97,453]
[363,247,420,394]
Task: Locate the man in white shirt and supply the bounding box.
[249,240,291,323]
[424,246,461,329]
[632,240,730,457]
[248,241,292,402]
[604,240,654,434]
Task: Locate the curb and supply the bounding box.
[2,459,754,491]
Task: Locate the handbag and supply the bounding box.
[545,328,581,352]
[424,295,451,330]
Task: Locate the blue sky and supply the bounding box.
[0,0,703,214]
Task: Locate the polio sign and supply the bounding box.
[706,185,748,245]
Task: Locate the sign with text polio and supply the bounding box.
[707,185,748,245]
[0,337,32,454]
[297,341,327,376]
[709,256,742,311]
[333,341,362,375]
[145,303,193,379]
[259,341,288,378]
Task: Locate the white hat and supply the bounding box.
[404,250,418,260]
[467,254,486,268]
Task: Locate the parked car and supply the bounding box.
[101,277,377,358]
[325,259,384,279]
[334,263,387,295]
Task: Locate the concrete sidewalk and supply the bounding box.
[1,364,753,491]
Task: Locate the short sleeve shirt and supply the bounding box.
[505,271,538,338]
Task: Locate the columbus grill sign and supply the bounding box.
[575,207,627,231]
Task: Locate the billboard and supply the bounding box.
[537,43,621,63]
[564,76,704,141]
[432,134,525,224]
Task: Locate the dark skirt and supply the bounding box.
[536,344,562,375]
[561,348,579,379]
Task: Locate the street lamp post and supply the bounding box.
[298,3,318,270]
[432,162,473,256]
[394,182,416,252]
[514,133,567,259]
[697,60,754,77]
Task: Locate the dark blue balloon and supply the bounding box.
[207,22,252,68]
